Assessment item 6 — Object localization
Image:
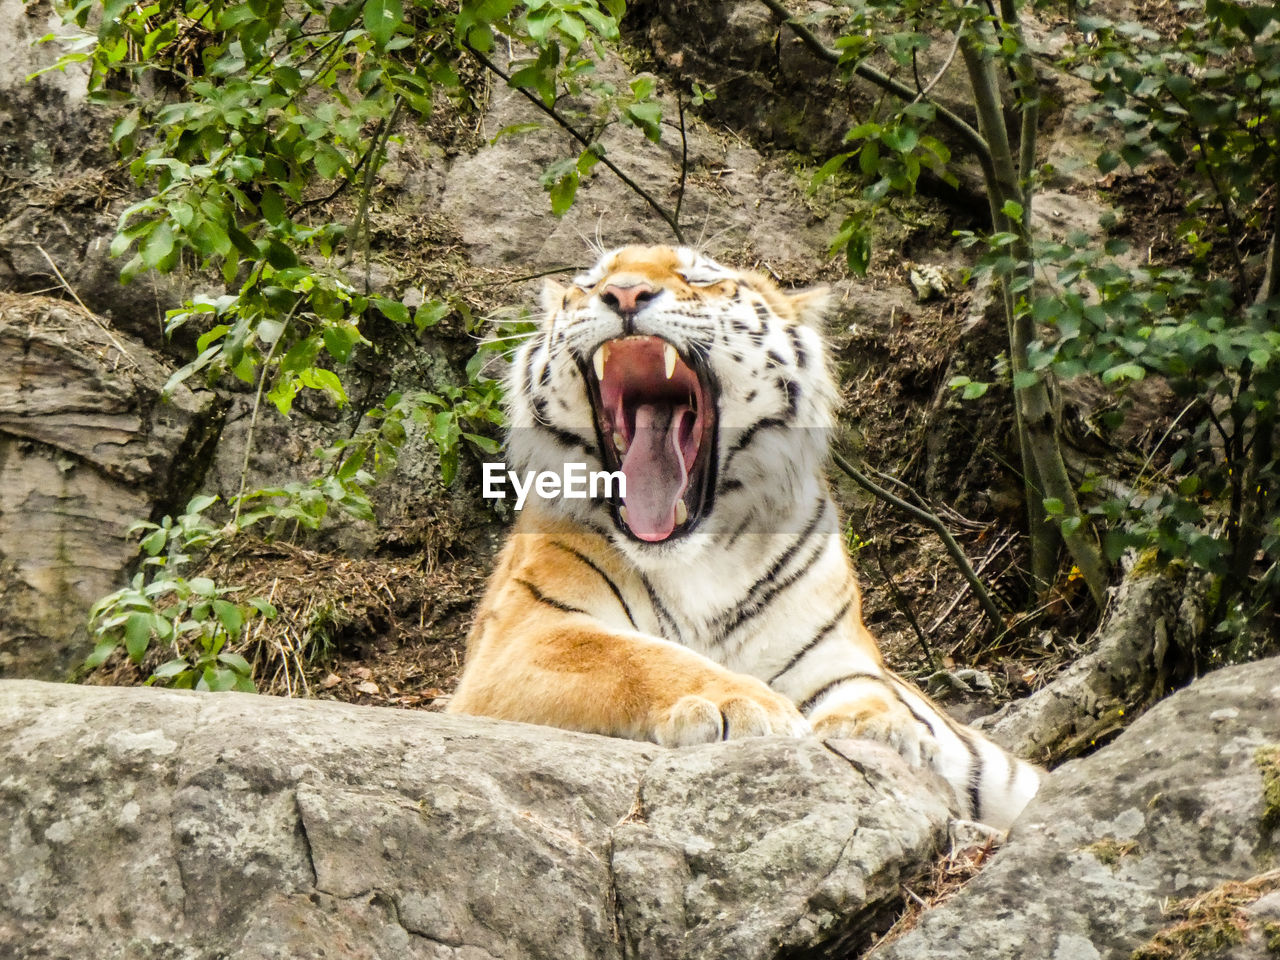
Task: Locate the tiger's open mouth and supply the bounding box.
[582,335,718,542]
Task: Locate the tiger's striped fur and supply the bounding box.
[449,244,1041,830]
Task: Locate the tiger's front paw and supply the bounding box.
[811,697,940,769]
[655,678,810,747]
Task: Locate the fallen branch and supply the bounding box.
[974,561,1208,765]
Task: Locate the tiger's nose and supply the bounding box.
[600,282,658,318]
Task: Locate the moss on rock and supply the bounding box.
[1129,872,1280,960]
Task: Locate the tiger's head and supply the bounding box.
[506,245,837,561]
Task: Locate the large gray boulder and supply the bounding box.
[0,680,953,960]
[873,656,1280,959]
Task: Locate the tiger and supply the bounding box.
[447,244,1042,831]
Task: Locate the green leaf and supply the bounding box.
[298,367,348,405]
[1101,362,1145,384]
[373,296,410,325]
[363,0,402,48]
[526,6,559,44]
[140,527,169,556]
[413,301,449,332]
[313,143,347,180]
[141,220,176,270]
[809,153,849,193]
[880,125,919,153]
[188,577,217,598]
[268,378,300,416]
[462,432,502,455]
[490,121,544,144]
[124,611,153,663]
[203,667,239,691]
[323,325,362,363]
[150,659,190,680]
[1012,369,1039,390]
[217,652,252,674]
[962,381,989,400]
[84,640,118,670]
[624,101,663,142]
[549,171,578,216]
[1042,497,1066,516]
[258,318,285,344]
[1001,199,1024,221]
[259,188,285,226]
[187,494,219,514]
[111,108,139,146]
[211,599,244,639]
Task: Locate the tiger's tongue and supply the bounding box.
[620,403,693,542]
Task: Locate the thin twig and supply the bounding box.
[36,244,138,369]
[347,95,404,275]
[464,43,685,243]
[231,305,297,528]
[294,117,389,211]
[927,532,1016,634]
[875,545,940,669]
[674,92,689,233]
[472,264,583,287]
[832,450,1007,636]
[911,28,963,105]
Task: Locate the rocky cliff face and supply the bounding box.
[0,295,218,678]
[873,656,1280,958]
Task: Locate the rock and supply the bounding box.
[0,295,219,679]
[0,680,953,960]
[0,0,189,341]
[614,737,953,959]
[645,0,852,155]
[870,657,1280,959]
[0,0,92,164]
[439,57,846,279]
[976,564,1207,765]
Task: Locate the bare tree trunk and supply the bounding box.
[960,21,1109,607]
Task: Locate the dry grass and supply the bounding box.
[89,538,484,708]
[1130,870,1280,960]
[868,830,1000,952]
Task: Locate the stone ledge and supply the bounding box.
[0,680,952,960]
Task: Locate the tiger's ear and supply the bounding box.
[541,279,568,320]
[787,286,832,327]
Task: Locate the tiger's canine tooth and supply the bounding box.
[593,345,607,380]
[613,430,628,453]
[663,343,677,379]
[675,499,688,524]
[619,505,629,525]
